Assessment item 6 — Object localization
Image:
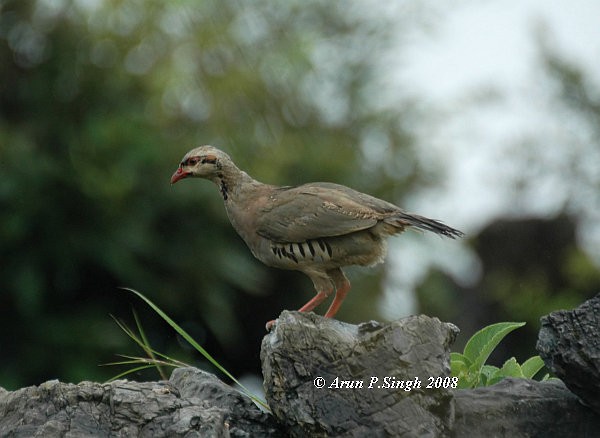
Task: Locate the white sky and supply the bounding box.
[379,0,600,318]
[398,0,600,102]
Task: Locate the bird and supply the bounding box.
[171,146,464,329]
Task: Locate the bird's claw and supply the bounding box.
[265,319,277,331]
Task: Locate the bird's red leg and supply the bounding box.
[298,289,332,313]
[324,269,351,318]
[265,287,333,331]
[324,279,350,318]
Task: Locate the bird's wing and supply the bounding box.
[256,183,395,243]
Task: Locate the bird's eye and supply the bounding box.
[201,155,218,164]
[186,157,200,166]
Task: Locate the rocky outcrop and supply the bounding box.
[261,312,458,437]
[0,367,282,437]
[263,311,600,438]
[1,297,599,437]
[537,293,600,415]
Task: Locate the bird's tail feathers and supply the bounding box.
[386,212,464,239]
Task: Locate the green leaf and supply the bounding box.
[456,375,477,389]
[479,364,500,386]
[521,356,545,379]
[451,352,473,387]
[450,352,471,368]
[499,357,525,378]
[486,373,506,387]
[482,357,525,387]
[463,322,526,373]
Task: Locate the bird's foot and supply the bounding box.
[265,319,277,331]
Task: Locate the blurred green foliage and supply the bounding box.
[418,215,600,366]
[0,0,423,389]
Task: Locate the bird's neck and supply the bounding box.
[210,160,262,202]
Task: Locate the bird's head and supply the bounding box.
[170,145,231,184]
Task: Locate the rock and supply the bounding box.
[536,293,600,415]
[261,311,459,437]
[3,304,600,437]
[0,367,282,438]
[453,377,600,437]
[262,311,600,437]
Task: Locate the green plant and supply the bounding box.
[106,288,269,411]
[107,310,189,381]
[451,322,549,389]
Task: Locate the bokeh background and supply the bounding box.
[1,0,599,390]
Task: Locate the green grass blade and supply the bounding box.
[133,309,167,379]
[111,315,149,353]
[105,364,157,382]
[120,287,269,411]
[111,315,189,372]
[121,288,232,377]
[103,358,149,366]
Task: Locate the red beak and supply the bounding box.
[170,167,190,184]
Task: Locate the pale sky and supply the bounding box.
[379,0,600,318]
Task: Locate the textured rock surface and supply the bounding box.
[537,293,600,415]
[453,377,600,437]
[261,311,459,437]
[262,311,600,438]
[3,305,600,437]
[0,367,282,437]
